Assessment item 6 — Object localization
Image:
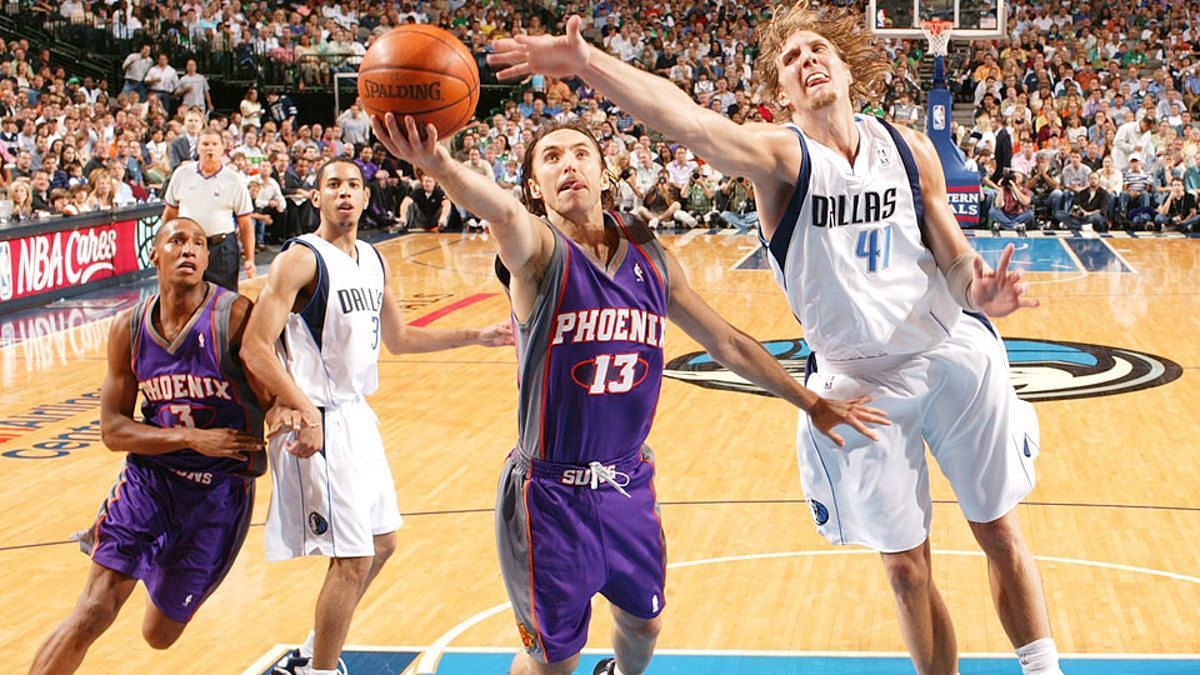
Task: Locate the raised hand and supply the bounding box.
[487,15,591,81]
[184,427,265,461]
[808,396,890,448]
[969,243,1040,317]
[369,113,446,173]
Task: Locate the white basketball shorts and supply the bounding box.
[796,312,1040,553]
[264,400,402,560]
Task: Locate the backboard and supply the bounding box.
[867,0,1006,40]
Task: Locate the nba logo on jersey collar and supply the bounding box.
[634,263,645,283]
[198,333,205,349]
[876,147,890,168]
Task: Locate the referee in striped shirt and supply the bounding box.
[161,127,256,291]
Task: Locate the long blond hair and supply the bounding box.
[755,1,890,107]
[7,178,31,216]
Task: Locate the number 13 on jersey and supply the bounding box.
[572,353,650,395]
[856,224,893,273]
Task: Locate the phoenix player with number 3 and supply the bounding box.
[31,218,273,674]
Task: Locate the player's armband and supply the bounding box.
[946,252,979,311]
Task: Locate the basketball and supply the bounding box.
[357,25,480,139]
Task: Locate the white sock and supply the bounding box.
[1016,636,1063,675]
[611,663,626,675]
[300,629,316,658]
[303,669,338,675]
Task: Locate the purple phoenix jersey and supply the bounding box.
[496,213,671,664]
[79,283,263,624]
[130,283,265,477]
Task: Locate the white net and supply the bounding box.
[921,20,953,57]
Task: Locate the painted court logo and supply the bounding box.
[664,337,1181,402]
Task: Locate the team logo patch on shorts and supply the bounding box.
[516,622,536,650]
[808,499,830,526]
[664,337,1182,402]
[308,511,329,535]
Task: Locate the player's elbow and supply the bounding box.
[99,420,129,454]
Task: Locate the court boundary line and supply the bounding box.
[243,643,1200,675]
[1100,238,1139,273]
[413,548,1200,673]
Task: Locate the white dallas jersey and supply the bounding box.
[277,233,385,406]
[763,116,960,362]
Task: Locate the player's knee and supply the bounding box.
[881,555,931,595]
[373,534,397,564]
[72,598,118,641]
[971,512,1027,556]
[331,555,373,584]
[614,610,662,640]
[141,625,182,650]
[629,615,663,640]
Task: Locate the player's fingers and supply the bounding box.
[485,48,526,68]
[384,113,411,151]
[860,411,891,426]
[827,430,845,448]
[566,14,583,42]
[494,64,533,82]
[851,419,880,441]
[973,254,985,279]
[996,243,1015,274]
[424,123,439,149]
[1021,296,1041,308]
[859,406,890,421]
[488,39,522,56]
[403,115,422,146]
[370,117,393,152]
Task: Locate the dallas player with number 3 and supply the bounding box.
[371,113,887,675]
[239,158,512,675]
[31,218,272,674]
[487,3,1061,675]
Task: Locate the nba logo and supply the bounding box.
[0,241,12,301]
[932,104,946,131]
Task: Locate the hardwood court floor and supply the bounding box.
[1,231,1198,673]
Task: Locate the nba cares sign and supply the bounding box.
[0,218,149,303]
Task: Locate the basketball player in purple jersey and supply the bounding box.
[372,113,888,675]
[30,218,271,674]
[489,5,1061,675]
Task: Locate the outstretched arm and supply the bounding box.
[377,253,513,354]
[663,251,888,447]
[488,16,800,186]
[371,114,552,284]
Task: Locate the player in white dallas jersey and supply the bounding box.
[241,158,512,675]
[490,3,1063,675]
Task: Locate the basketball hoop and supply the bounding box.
[921,19,954,57]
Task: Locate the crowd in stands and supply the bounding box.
[2,0,1199,235]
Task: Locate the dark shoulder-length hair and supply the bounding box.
[519,118,615,217]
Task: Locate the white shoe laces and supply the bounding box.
[587,461,632,498]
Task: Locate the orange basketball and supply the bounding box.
[357,25,480,139]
